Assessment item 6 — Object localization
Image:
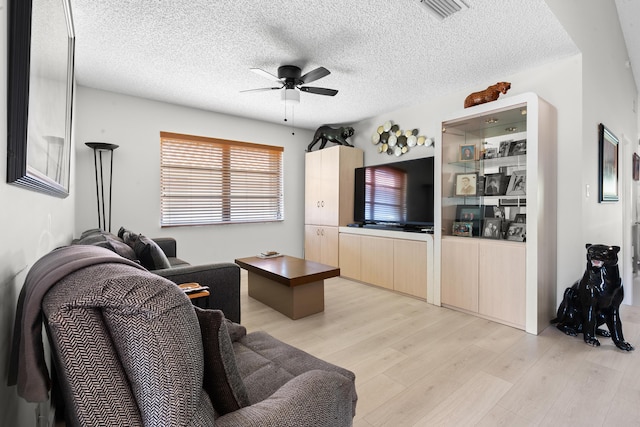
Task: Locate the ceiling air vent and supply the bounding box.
[419,0,469,20]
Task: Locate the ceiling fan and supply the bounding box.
[241,65,338,101]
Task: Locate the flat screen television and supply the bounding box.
[353,156,435,231]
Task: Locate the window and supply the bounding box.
[160,132,284,227]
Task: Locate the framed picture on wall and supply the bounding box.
[598,123,619,202]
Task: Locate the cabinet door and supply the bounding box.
[318,147,340,226]
[305,152,324,225]
[339,233,361,280]
[394,239,427,299]
[441,238,478,312]
[478,241,525,328]
[304,225,322,263]
[320,226,339,267]
[360,236,394,290]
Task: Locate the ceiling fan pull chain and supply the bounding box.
[291,107,295,135]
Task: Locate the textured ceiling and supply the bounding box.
[70,0,583,130]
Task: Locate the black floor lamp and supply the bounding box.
[86,142,119,232]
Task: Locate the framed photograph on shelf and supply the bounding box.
[498,140,512,157]
[452,222,473,237]
[598,123,619,202]
[508,139,527,156]
[487,205,505,219]
[506,223,526,241]
[506,170,526,195]
[499,198,527,207]
[459,144,476,161]
[456,205,484,236]
[482,218,502,239]
[455,172,478,196]
[484,173,505,196]
[514,213,526,223]
[483,147,498,159]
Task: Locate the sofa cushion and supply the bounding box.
[195,308,250,415]
[72,229,137,261]
[233,331,357,411]
[119,227,171,270]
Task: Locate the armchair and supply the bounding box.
[40,255,356,426]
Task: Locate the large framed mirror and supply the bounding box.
[7,0,75,198]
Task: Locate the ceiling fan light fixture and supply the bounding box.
[419,0,469,20]
[282,88,300,104]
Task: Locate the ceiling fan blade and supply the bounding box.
[250,68,281,82]
[240,86,282,93]
[300,67,330,84]
[300,86,338,96]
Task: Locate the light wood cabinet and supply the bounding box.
[305,225,339,267]
[437,93,556,334]
[305,146,363,227]
[394,239,428,299]
[360,236,394,290]
[305,146,363,267]
[441,237,478,312]
[478,240,525,328]
[338,232,361,280]
[339,228,431,300]
[441,237,525,328]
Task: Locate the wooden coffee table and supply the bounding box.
[235,255,340,319]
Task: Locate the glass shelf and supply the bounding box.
[449,154,526,169]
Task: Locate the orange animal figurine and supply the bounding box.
[464,82,511,108]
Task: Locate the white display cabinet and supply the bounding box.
[435,93,557,334]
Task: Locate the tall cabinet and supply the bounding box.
[305,145,363,267]
[436,93,556,334]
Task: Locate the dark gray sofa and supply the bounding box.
[149,237,241,323]
[72,229,241,323]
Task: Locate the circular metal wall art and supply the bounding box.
[371,120,433,156]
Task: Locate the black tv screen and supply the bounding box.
[354,156,435,229]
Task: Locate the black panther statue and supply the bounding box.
[551,244,634,351]
[307,126,354,152]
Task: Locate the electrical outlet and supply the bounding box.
[586,184,590,198]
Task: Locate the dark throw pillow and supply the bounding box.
[194,307,250,415]
[119,227,171,270]
[72,229,137,260]
[134,235,171,270]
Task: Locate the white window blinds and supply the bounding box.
[160,132,284,227]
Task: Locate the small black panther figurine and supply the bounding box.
[551,244,634,351]
[307,126,354,152]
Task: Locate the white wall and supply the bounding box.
[74,87,314,265]
[546,0,639,302]
[0,1,77,425]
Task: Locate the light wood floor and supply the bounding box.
[240,271,640,427]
